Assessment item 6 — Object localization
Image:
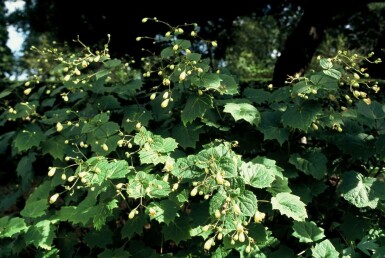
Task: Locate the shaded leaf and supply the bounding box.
[181,94,212,125]
[282,102,321,131]
[163,216,191,244]
[84,227,113,248]
[20,199,48,218]
[172,123,203,149]
[259,111,289,145]
[289,148,327,180]
[14,124,46,152]
[338,171,378,208]
[25,220,55,250]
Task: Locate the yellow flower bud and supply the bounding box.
[128,209,136,219]
[204,238,213,251]
[238,232,246,242]
[215,173,224,185]
[49,193,60,204]
[24,88,32,95]
[48,167,57,177]
[179,71,186,81]
[163,91,169,99]
[56,122,63,132]
[254,211,266,223]
[190,186,198,197]
[161,98,170,108]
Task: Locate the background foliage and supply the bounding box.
[1,1,385,257]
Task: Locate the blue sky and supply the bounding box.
[5,0,25,56]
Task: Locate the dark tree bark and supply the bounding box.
[272,0,374,87]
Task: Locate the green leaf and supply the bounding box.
[338,171,379,208]
[0,217,27,238]
[357,236,378,255]
[292,221,325,243]
[98,248,131,258]
[89,159,132,185]
[211,247,232,258]
[13,124,46,152]
[93,200,118,230]
[289,148,327,180]
[175,39,191,49]
[138,149,160,164]
[312,240,339,258]
[271,193,308,221]
[196,143,238,178]
[41,135,72,160]
[95,69,110,80]
[0,131,15,154]
[0,88,13,99]
[259,111,289,145]
[291,181,327,204]
[16,152,36,190]
[209,190,227,216]
[94,95,121,110]
[104,59,122,68]
[223,102,260,126]
[219,74,239,95]
[161,47,174,58]
[121,213,147,239]
[172,123,203,149]
[237,190,258,217]
[147,200,179,225]
[239,161,275,188]
[376,134,385,158]
[292,80,313,95]
[20,199,48,218]
[181,94,212,125]
[163,215,191,245]
[122,105,152,133]
[372,246,385,258]
[151,135,178,153]
[84,226,113,248]
[320,58,333,69]
[323,69,341,80]
[334,133,375,160]
[200,73,222,91]
[268,177,292,195]
[339,213,371,241]
[310,74,339,91]
[117,79,143,98]
[357,100,385,120]
[243,87,270,104]
[282,102,321,131]
[25,220,55,250]
[186,52,201,62]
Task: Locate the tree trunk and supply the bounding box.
[272,0,371,87]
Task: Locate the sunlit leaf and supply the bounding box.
[271,193,307,221]
[311,239,339,258]
[223,102,260,126]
